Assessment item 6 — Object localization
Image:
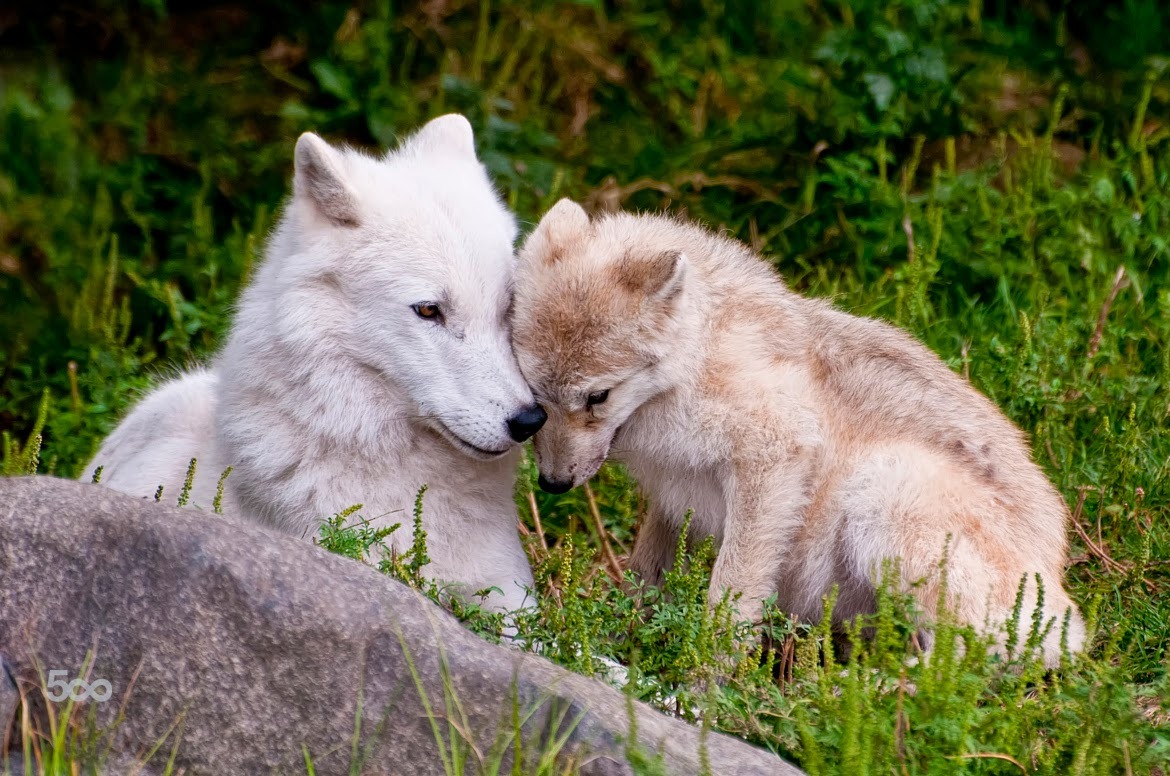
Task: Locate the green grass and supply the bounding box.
[3,0,1170,773]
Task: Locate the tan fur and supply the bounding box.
[511,200,1085,665]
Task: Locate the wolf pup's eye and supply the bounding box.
[586,389,610,408]
[412,303,443,322]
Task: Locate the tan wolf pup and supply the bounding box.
[510,199,1085,665]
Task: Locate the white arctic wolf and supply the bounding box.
[510,199,1085,665]
[82,115,546,613]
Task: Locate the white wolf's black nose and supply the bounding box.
[507,404,547,442]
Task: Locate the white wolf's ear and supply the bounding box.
[524,198,591,265]
[615,250,687,303]
[294,132,360,227]
[405,114,477,161]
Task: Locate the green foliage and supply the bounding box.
[175,457,197,508]
[212,465,233,515]
[3,0,1170,773]
[1,388,48,475]
[315,487,516,638]
[396,484,434,587]
[316,502,394,562]
[766,563,1162,775]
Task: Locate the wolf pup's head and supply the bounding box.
[511,200,689,492]
[287,116,546,458]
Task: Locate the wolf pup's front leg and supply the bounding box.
[626,505,681,589]
[711,453,813,626]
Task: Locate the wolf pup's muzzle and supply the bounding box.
[536,474,573,494]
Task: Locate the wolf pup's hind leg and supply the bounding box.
[838,442,1084,666]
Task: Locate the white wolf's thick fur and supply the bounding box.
[511,200,1085,664]
[83,116,538,613]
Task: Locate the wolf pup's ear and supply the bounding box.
[294,133,360,228]
[615,250,687,303]
[524,198,591,266]
[406,114,477,161]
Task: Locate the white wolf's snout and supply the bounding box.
[423,335,547,457]
[430,399,546,457]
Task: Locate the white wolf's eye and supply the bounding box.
[412,302,443,322]
[586,389,610,408]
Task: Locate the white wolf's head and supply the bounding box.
[277,116,546,458]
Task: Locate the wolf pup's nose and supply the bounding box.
[507,404,548,442]
[537,474,573,494]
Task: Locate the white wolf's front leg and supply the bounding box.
[457,521,537,617]
[710,456,812,626]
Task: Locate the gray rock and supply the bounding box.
[0,477,801,775]
[0,656,16,756]
[2,752,160,776]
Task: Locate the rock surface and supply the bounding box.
[0,477,802,775]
